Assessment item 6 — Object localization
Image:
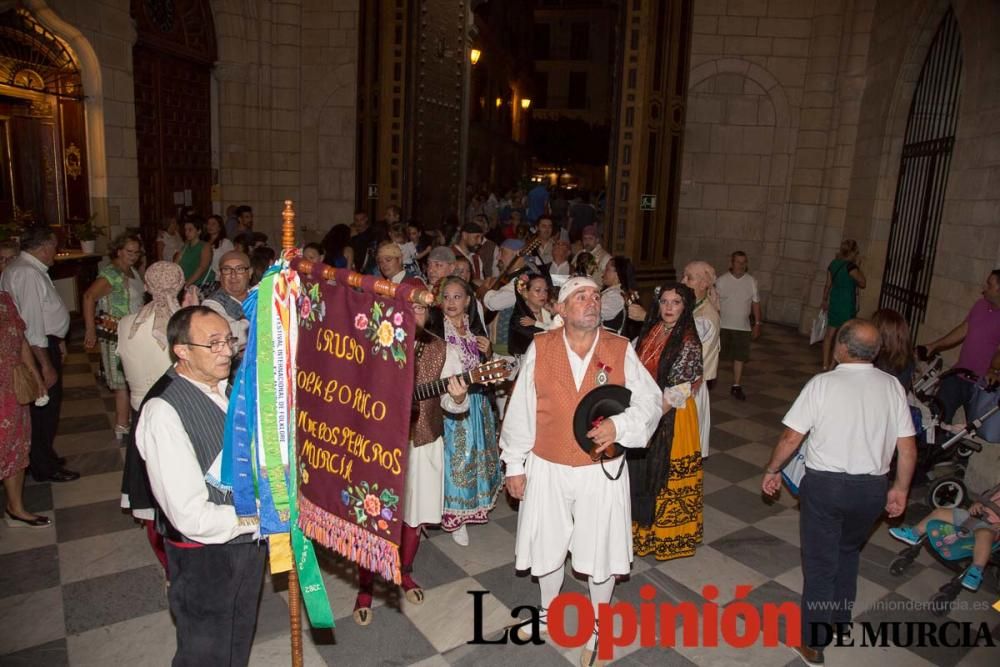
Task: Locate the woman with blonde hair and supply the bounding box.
[821,239,867,370]
[83,233,145,439]
[681,260,720,458]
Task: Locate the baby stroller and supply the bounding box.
[888,492,1000,615]
[901,352,999,508]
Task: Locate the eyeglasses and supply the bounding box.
[187,337,239,353]
[220,266,250,275]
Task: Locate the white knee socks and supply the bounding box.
[538,567,565,628]
[586,576,615,649]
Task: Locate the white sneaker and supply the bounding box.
[452,524,469,546]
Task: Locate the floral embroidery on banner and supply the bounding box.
[340,480,400,535]
[357,300,408,367]
[297,282,326,330]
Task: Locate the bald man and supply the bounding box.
[762,320,916,665]
[203,250,251,354]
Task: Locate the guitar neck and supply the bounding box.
[413,370,474,401]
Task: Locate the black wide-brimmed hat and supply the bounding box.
[572,385,632,456]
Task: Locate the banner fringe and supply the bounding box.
[298,495,402,584]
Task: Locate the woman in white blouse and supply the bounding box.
[681,260,721,459]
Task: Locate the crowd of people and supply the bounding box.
[1,189,998,667]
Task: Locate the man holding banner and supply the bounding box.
[500,277,662,667]
[136,306,264,666]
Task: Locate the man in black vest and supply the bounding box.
[136,306,263,666]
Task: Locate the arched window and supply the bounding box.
[878,9,962,338]
[0,8,88,231]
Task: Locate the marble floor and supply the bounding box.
[0,325,997,666]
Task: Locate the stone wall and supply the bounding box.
[213,0,358,244]
[28,0,358,245]
[846,0,1000,352]
[677,0,1000,340]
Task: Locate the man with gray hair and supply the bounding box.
[0,226,77,482]
[761,319,917,666]
[425,246,456,290]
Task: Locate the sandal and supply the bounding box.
[353,607,372,626]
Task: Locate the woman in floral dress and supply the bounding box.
[0,291,48,527]
[630,281,704,560]
[83,233,144,439]
[436,276,501,546]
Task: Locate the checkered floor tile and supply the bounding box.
[0,328,997,666]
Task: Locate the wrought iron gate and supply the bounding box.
[878,9,962,339]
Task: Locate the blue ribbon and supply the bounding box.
[223,288,261,520]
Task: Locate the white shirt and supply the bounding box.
[136,372,257,544]
[782,363,916,475]
[548,260,571,277]
[0,252,70,347]
[693,301,721,380]
[716,271,759,331]
[159,231,183,264]
[500,330,663,476]
[398,241,418,267]
[484,280,517,312]
[117,313,173,411]
[601,286,625,323]
[535,239,554,265]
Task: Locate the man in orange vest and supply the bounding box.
[500,276,662,667]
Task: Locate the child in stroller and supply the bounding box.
[899,350,1000,508]
[889,481,1000,592]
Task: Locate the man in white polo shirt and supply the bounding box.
[761,319,916,667]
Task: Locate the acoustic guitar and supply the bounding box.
[475,237,542,300]
[412,358,512,401]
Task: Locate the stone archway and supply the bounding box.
[677,58,795,310]
[0,2,101,229]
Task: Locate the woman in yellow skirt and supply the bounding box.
[629,281,704,560]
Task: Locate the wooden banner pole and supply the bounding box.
[281,200,305,667]
[291,258,436,306]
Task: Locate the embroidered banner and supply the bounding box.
[295,268,416,584]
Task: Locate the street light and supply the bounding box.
[495,96,503,108]
[470,48,481,65]
[521,98,532,110]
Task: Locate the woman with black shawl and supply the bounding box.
[629,281,704,560]
[508,272,558,356]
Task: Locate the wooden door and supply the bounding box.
[130,0,216,259]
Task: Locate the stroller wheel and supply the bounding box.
[929,591,954,617]
[928,477,966,509]
[956,445,975,459]
[889,556,913,576]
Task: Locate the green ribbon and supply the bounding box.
[265,268,333,628]
[289,428,334,628]
[257,271,291,517]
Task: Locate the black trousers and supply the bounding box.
[165,540,267,667]
[799,468,887,649]
[29,335,63,479]
[936,373,975,424]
